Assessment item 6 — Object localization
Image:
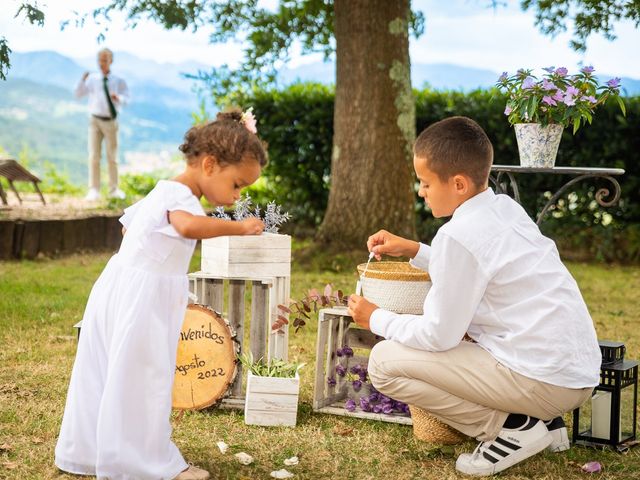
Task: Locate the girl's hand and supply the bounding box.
[239,217,265,235]
[366,230,420,260]
[347,294,378,330]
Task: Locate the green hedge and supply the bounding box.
[241,84,640,260]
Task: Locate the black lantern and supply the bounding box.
[573,340,638,450]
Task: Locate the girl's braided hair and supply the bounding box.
[179,108,268,167]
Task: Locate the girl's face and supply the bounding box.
[200,157,262,206]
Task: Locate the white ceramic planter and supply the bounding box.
[201,232,291,277]
[244,371,300,426]
[514,123,563,168]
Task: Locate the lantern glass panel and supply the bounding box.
[578,396,594,438]
[620,384,635,440]
[590,390,618,441]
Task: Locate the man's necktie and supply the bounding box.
[103,76,117,119]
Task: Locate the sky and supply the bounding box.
[1,0,639,78]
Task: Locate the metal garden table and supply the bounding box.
[490,165,625,225]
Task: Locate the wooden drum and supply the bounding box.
[172,304,238,410]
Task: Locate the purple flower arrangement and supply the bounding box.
[496,66,626,134]
[328,345,410,416]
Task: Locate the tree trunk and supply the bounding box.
[317,0,417,249]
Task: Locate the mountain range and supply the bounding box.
[1,50,638,184]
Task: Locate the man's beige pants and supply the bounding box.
[88,116,119,194]
[368,340,592,441]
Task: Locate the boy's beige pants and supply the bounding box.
[368,340,593,441]
[88,116,119,193]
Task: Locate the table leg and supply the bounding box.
[33,182,46,205]
[8,180,21,204]
[0,180,7,205]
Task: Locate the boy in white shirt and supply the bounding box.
[347,116,601,476]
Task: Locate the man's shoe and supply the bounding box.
[84,188,100,201]
[109,188,126,200]
[173,465,210,480]
[455,417,552,476]
[545,416,570,452]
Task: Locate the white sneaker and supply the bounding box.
[84,188,100,201]
[455,417,552,476]
[109,188,126,200]
[545,417,570,452]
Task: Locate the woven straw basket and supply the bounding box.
[409,405,465,444]
[357,262,431,314]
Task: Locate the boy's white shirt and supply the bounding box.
[369,188,601,389]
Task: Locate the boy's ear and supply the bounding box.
[452,174,472,195]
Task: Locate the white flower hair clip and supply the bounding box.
[241,107,258,134]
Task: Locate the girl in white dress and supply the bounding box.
[55,109,267,480]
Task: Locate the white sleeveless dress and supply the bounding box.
[55,181,205,480]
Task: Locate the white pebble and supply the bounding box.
[283,456,299,466]
[235,452,254,465]
[270,469,294,479]
[216,441,229,454]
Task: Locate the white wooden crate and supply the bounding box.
[201,233,291,277]
[244,371,299,426]
[313,307,412,425]
[189,271,290,410]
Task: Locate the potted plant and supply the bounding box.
[202,195,291,277]
[496,66,625,168]
[238,351,304,426]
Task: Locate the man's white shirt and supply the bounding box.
[369,188,601,388]
[75,72,129,118]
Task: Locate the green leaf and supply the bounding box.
[573,117,581,135]
[616,96,627,116]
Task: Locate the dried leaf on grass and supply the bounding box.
[216,441,229,454]
[332,424,354,436]
[235,452,254,465]
[283,456,299,466]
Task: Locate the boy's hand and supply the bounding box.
[239,217,264,235]
[367,229,420,260]
[347,294,378,330]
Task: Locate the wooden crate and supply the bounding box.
[313,307,412,425]
[201,233,291,277]
[189,271,290,410]
[244,371,299,426]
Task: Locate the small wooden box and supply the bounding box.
[201,233,291,277]
[244,371,300,426]
[313,307,412,425]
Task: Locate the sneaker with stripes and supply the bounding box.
[545,416,570,452]
[455,416,552,476]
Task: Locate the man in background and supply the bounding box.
[75,48,129,201]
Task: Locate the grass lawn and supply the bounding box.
[1,248,639,479]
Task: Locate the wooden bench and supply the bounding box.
[0,158,46,205]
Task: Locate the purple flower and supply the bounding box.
[336,348,344,357]
[358,371,368,382]
[327,376,336,387]
[565,85,579,96]
[582,95,597,104]
[372,404,383,414]
[581,65,594,74]
[555,67,568,77]
[504,105,513,116]
[359,397,372,412]
[368,392,380,403]
[498,71,508,82]
[542,66,555,73]
[607,77,621,88]
[542,95,557,106]
[382,403,394,415]
[542,78,557,91]
[342,346,354,357]
[345,398,356,412]
[522,77,535,89]
[563,94,576,106]
[335,364,347,377]
[552,90,564,102]
[352,379,363,392]
[350,365,361,375]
